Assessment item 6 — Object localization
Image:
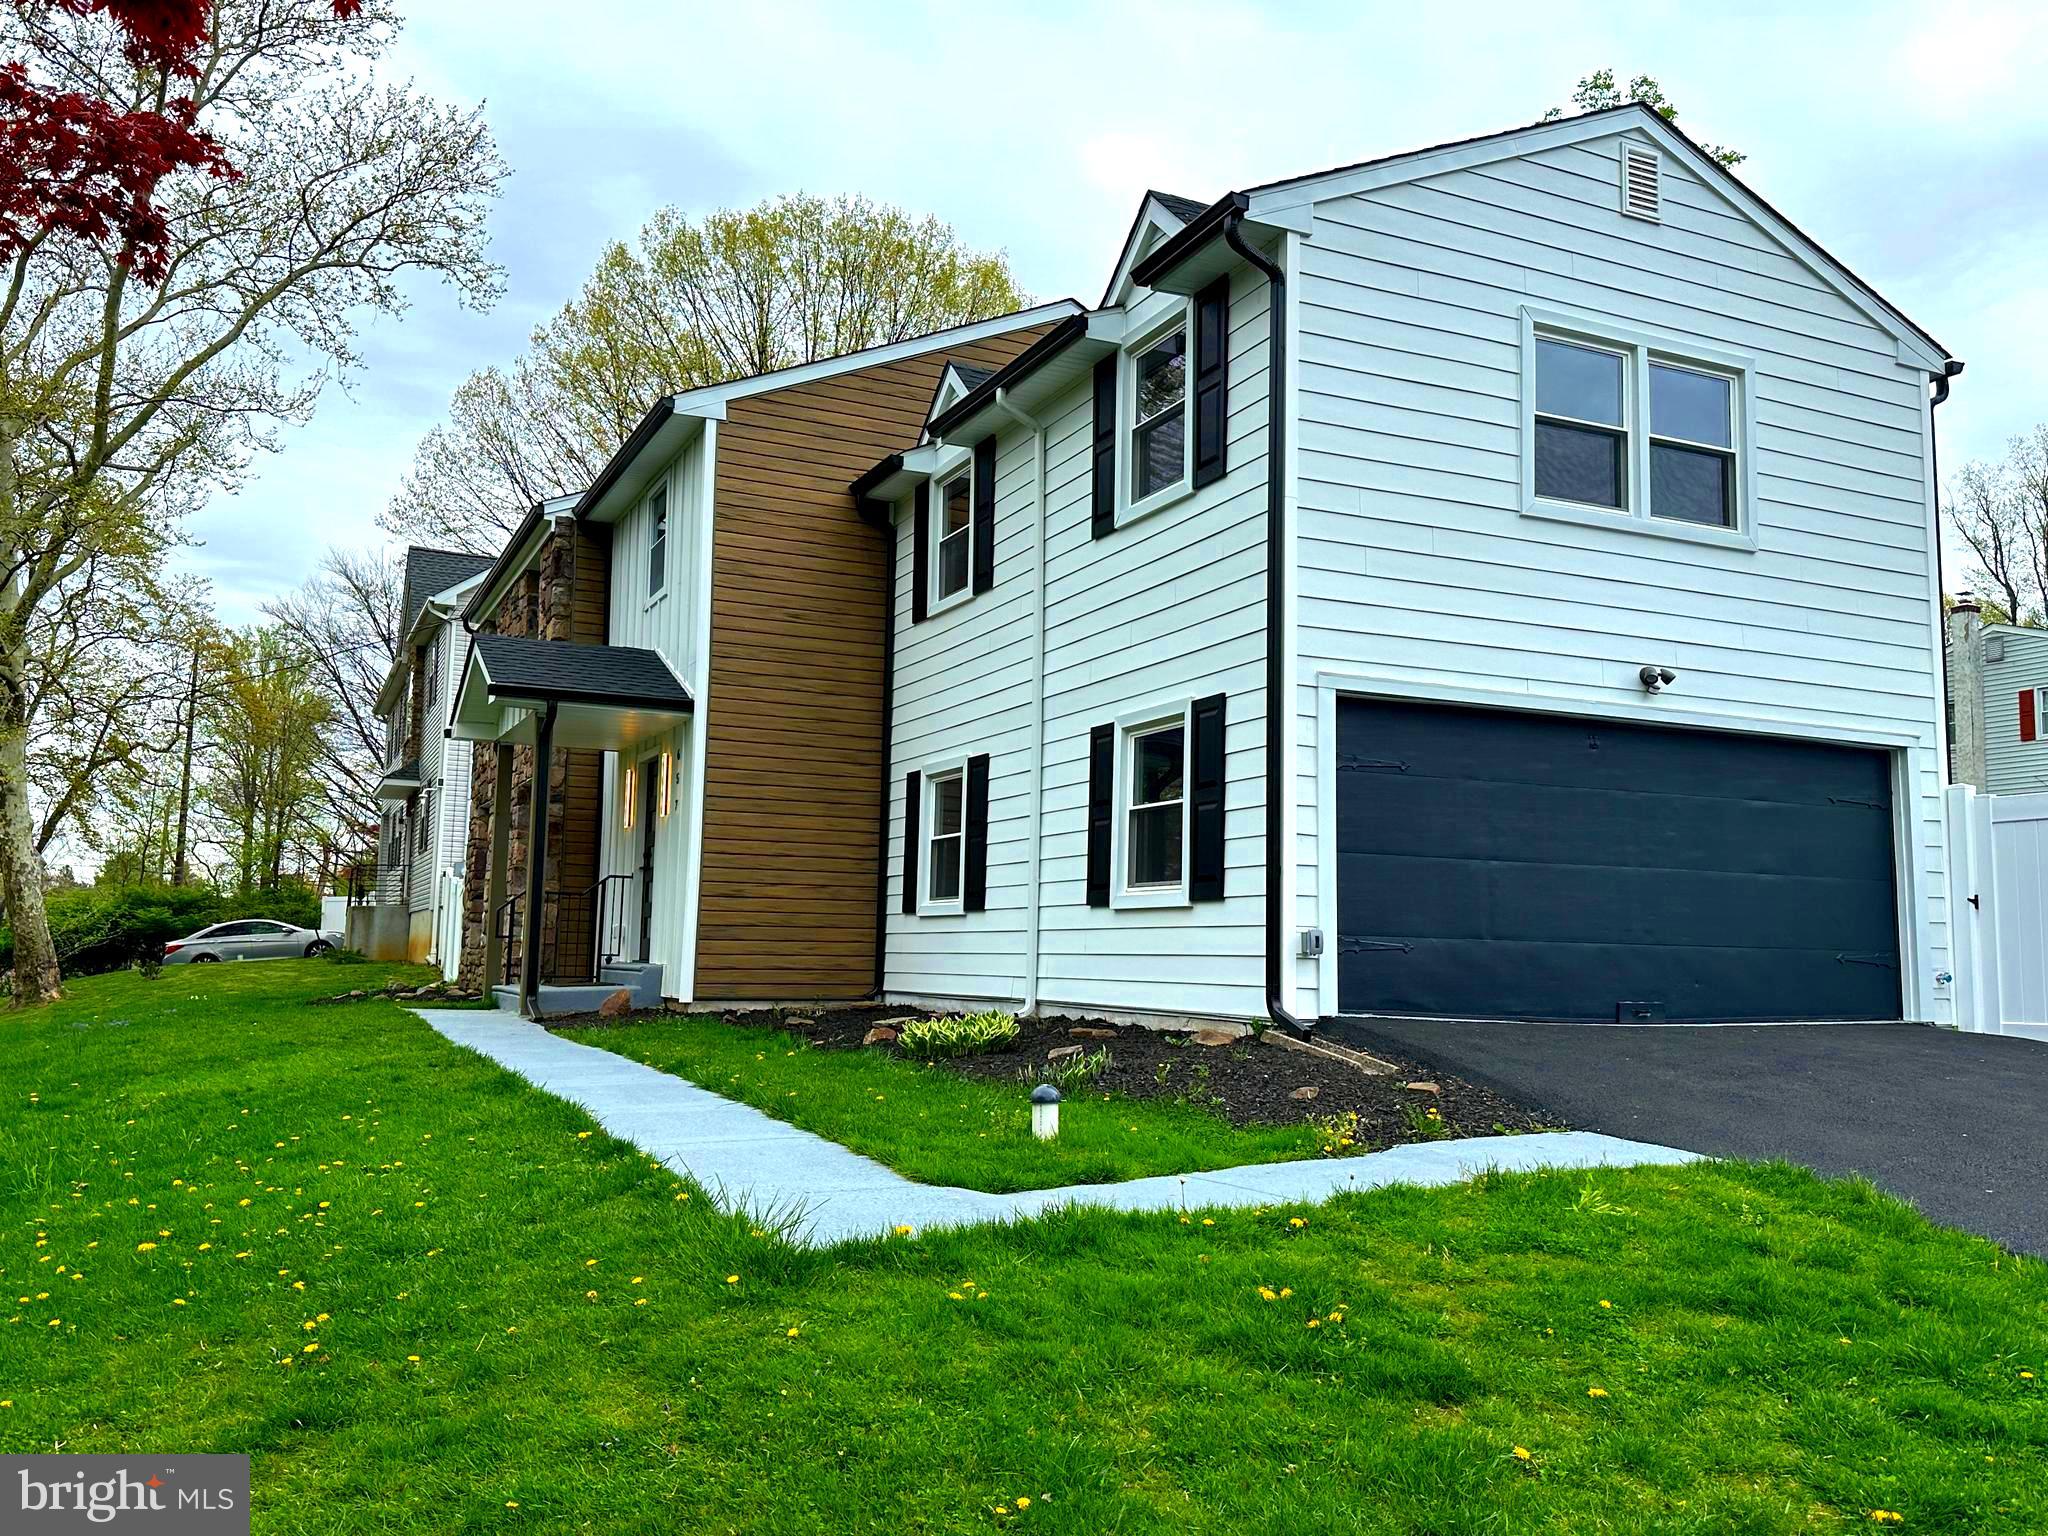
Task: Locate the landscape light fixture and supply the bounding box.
[1030,1083,1061,1140]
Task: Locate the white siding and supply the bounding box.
[1290,125,1950,1021]
[1980,626,2048,795]
[882,271,1273,1020]
[597,431,707,991]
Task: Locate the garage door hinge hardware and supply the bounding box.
[1339,937,1415,955]
[1337,756,1409,774]
[1827,796,1885,811]
[1833,952,1898,969]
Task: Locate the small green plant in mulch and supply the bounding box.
[132,953,162,981]
[1402,1099,1451,1140]
[897,1009,1019,1061]
[1034,1045,1112,1095]
[1311,1109,1365,1156]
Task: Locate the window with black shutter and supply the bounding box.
[900,771,921,913]
[1188,692,1227,901]
[1086,723,1114,906]
[1090,358,1117,540]
[911,483,931,624]
[964,753,990,911]
[1191,278,1230,488]
[971,437,996,595]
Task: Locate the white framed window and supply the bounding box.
[932,466,971,606]
[922,767,965,909]
[1125,308,1190,517]
[423,631,439,709]
[1114,705,1191,907]
[647,478,669,598]
[1519,307,1756,549]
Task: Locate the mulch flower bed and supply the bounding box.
[553,1002,1561,1145]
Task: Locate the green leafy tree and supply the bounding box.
[1946,426,2048,626]
[1543,70,1745,167]
[388,193,1032,550]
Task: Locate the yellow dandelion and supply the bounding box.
[1201,1218,1215,1227]
[506,1501,519,1509]
[197,1243,211,1251]
[584,1290,598,1300]
[1587,1387,1609,1398]
[584,1259,598,1268]
[577,1132,592,1140]
[1598,1299,1613,1309]
[1015,1496,1031,1509]
[1279,1287,1293,1298]
[1288,1217,1306,1229]
[1869,1513,1903,1525]
[1511,1446,1531,1461]
[291,1281,304,1291]
[135,1241,157,1252]
[725,1275,738,1285]
[406,1354,420,1363]
[893,1224,914,1237]
[786,1326,800,1338]
[302,1342,318,1354]
[1257,1286,1277,1301]
[948,1291,964,1301]
[1306,1318,1321,1329]
[633,1297,647,1306]
[171,1298,186,1307]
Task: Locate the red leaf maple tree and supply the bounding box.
[1,0,364,283]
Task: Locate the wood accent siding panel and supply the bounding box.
[695,328,1048,998]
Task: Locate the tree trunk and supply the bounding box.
[0,717,63,1005]
[172,640,199,885]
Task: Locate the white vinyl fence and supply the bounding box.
[434,869,465,983]
[1945,784,2048,1036]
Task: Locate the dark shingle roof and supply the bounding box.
[401,546,494,639]
[1149,190,1209,224]
[471,633,694,712]
[951,362,996,391]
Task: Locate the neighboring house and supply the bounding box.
[859,100,1956,1029]
[1945,598,2048,794]
[364,546,495,972]
[447,102,1960,1028]
[447,305,1077,1009]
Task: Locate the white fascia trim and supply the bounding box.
[1102,194,1198,310]
[663,301,1085,420]
[1243,110,1949,374]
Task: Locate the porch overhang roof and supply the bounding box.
[374,760,421,802]
[450,633,694,753]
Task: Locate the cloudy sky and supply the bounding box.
[187,0,2048,623]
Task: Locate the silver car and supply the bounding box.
[162,919,342,965]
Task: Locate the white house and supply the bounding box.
[366,547,494,974]
[862,101,1958,1028]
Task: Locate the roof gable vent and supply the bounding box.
[1620,141,1661,221]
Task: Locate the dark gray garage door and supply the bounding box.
[1334,699,1902,1023]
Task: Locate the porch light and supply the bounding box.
[622,764,636,829]
[1030,1084,1060,1140]
[658,750,674,819]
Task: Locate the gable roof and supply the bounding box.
[1100,190,1209,308]
[469,633,694,713]
[1231,102,1951,367]
[401,547,494,639]
[1148,190,1208,223]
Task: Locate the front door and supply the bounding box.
[637,761,657,963]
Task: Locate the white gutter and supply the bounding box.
[992,387,1048,1017]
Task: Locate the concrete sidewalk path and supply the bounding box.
[418,1007,1699,1247]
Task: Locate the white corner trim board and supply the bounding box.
[416,1007,1700,1248]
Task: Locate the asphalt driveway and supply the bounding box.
[1321,1017,2048,1255]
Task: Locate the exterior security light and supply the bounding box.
[1030,1083,1061,1140]
[1638,665,1677,694]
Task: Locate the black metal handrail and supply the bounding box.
[497,874,638,991]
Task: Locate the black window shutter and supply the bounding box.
[901,771,921,914]
[964,753,990,912]
[1189,692,1227,902]
[972,437,997,594]
[1086,723,1114,907]
[911,482,931,624]
[1192,277,1230,489]
[1090,357,1117,540]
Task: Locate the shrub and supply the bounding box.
[1036,1045,1111,1094]
[0,882,323,978]
[898,1009,1020,1061]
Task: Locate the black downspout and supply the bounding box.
[867,502,897,998]
[1223,214,1311,1039]
[519,701,558,1018]
[1929,358,1964,779]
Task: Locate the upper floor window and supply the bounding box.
[646,480,670,598]
[1125,718,1185,894]
[646,479,669,598]
[422,632,439,710]
[1130,321,1188,505]
[1523,309,1750,542]
[935,468,971,604]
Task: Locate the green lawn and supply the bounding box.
[2,964,2043,1534]
[566,1013,1330,1190]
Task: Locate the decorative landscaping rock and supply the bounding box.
[1067,1026,1117,1039]
[784,1017,816,1029]
[1404,1081,1440,1095]
[1190,1028,1237,1047]
[598,988,635,1019]
[1047,1043,1084,1063]
[1289,1085,1320,1101]
[862,1026,900,1046]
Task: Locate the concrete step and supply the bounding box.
[491,962,665,1019]
[599,961,664,1008]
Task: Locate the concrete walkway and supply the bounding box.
[417,1008,1699,1247]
